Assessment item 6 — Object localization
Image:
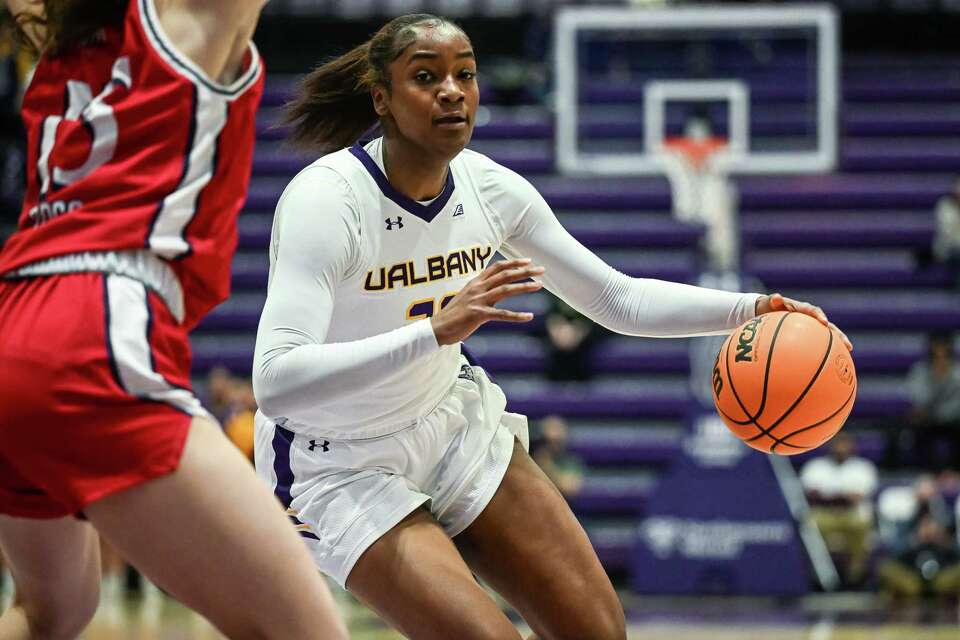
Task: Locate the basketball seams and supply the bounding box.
[721,312,789,429]
[772,383,857,453]
[721,323,754,425]
[753,312,787,425]
[744,324,833,444]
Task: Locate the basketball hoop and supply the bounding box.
[661,136,728,173]
[657,135,740,272]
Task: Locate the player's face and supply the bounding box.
[378,26,479,157]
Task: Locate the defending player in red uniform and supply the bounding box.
[0,1,346,638]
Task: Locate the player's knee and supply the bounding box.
[320,617,350,640]
[446,614,522,640]
[592,605,627,640]
[227,615,349,640]
[596,594,627,640]
[472,622,523,640]
[18,583,100,640]
[549,595,625,640]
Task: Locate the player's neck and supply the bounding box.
[382,138,450,202]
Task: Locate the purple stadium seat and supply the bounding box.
[841,139,960,172]
[569,473,657,515]
[741,211,935,249]
[743,249,954,288]
[737,175,954,210]
[566,422,684,465]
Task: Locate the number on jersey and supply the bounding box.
[406,294,457,320]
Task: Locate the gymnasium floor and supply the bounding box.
[74,590,960,639]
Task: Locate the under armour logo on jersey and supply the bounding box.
[307,439,330,453]
[385,217,404,230]
[452,204,465,217]
[458,364,476,383]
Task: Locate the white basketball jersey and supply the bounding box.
[268,138,509,436]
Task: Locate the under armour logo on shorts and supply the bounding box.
[308,439,330,453]
[385,217,404,230]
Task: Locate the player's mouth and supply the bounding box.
[433,113,469,129]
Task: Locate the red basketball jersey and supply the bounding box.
[0,0,264,328]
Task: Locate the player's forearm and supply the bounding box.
[571,270,760,338]
[502,197,759,338]
[253,320,440,423]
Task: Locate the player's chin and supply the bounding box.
[430,124,474,154]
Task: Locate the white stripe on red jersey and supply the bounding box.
[0,0,264,328]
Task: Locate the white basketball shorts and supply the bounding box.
[253,359,529,588]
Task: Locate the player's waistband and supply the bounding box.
[7,250,185,323]
[274,355,476,442]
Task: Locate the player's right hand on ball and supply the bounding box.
[431,258,545,346]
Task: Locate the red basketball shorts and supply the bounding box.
[0,272,207,518]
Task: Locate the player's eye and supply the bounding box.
[459,69,477,81]
[414,70,433,83]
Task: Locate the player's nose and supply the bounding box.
[438,76,464,103]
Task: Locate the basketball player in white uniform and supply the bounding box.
[252,14,851,640]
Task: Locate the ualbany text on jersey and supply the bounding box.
[364,245,493,291]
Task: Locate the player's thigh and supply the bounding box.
[347,508,521,640]
[0,515,100,636]
[455,441,625,640]
[84,416,346,640]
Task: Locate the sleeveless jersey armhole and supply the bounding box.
[134,0,262,100]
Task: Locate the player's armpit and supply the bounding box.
[154,0,266,83]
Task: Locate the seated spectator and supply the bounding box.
[204,366,257,461]
[223,377,257,462]
[933,178,960,289]
[531,416,585,499]
[907,332,960,471]
[800,433,878,588]
[542,296,600,382]
[206,364,237,425]
[878,477,960,602]
[878,475,953,555]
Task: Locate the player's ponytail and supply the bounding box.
[285,13,467,154]
[284,40,378,154]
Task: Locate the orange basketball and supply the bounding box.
[712,311,856,455]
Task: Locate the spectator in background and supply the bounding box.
[878,476,960,602]
[204,366,257,462]
[907,332,960,471]
[0,20,28,230]
[223,377,257,462]
[801,432,878,588]
[531,415,585,499]
[542,296,601,381]
[933,178,960,289]
[206,365,237,425]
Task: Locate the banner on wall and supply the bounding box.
[631,412,809,595]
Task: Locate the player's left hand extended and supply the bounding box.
[755,293,853,352]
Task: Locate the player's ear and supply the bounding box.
[371,84,390,117]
